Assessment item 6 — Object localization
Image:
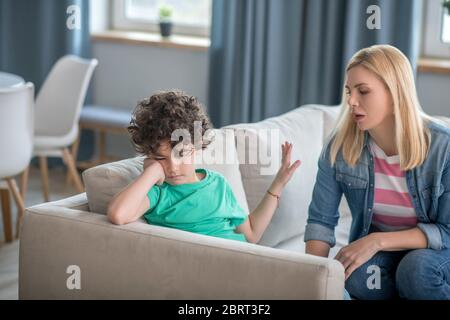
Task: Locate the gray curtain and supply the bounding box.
[0,0,93,165]
[208,0,423,128]
[0,0,91,91]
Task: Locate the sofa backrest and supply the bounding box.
[82,104,343,248]
[225,105,341,247]
[304,104,341,143]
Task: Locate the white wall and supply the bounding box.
[417,72,450,116]
[90,41,209,158]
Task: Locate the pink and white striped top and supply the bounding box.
[370,140,418,232]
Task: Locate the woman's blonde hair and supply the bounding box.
[329,44,430,170]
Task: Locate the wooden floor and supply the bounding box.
[0,166,80,300]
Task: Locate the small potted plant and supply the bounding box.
[159,4,173,38]
[444,0,450,15]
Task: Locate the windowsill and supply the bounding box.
[418,58,450,75]
[91,30,210,52]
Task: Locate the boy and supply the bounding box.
[107,90,301,243]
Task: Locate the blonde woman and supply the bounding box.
[305,45,450,300]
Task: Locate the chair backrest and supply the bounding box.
[0,83,34,178]
[34,55,98,137]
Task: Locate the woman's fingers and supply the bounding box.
[335,249,351,270]
[335,248,361,280]
[335,249,343,263]
[344,262,359,280]
[337,256,352,272]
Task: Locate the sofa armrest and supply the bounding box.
[19,203,344,300]
[29,192,90,212]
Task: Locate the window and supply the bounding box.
[443,8,450,43]
[423,0,450,57]
[113,0,212,37]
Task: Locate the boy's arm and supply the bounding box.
[236,142,301,243]
[235,181,283,244]
[107,160,165,225]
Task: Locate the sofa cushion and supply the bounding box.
[275,209,352,257]
[82,156,143,214]
[226,106,326,247]
[82,129,249,215]
[303,104,341,143]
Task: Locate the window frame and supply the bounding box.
[112,0,211,38]
[423,0,450,58]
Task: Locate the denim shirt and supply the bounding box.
[304,120,450,251]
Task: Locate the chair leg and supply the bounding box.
[20,165,29,200]
[39,156,50,202]
[5,178,26,239]
[62,148,84,193]
[1,188,13,242]
[66,132,81,186]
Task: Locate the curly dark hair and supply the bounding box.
[127,90,213,156]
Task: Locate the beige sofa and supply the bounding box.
[19,104,351,299]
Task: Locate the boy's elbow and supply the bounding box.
[246,233,260,244]
[108,212,124,225]
[107,206,126,225]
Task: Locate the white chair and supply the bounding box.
[0,83,34,241]
[23,55,98,202]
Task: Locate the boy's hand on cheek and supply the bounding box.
[270,142,301,194]
[143,158,166,185]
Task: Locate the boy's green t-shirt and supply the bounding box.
[144,168,248,242]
